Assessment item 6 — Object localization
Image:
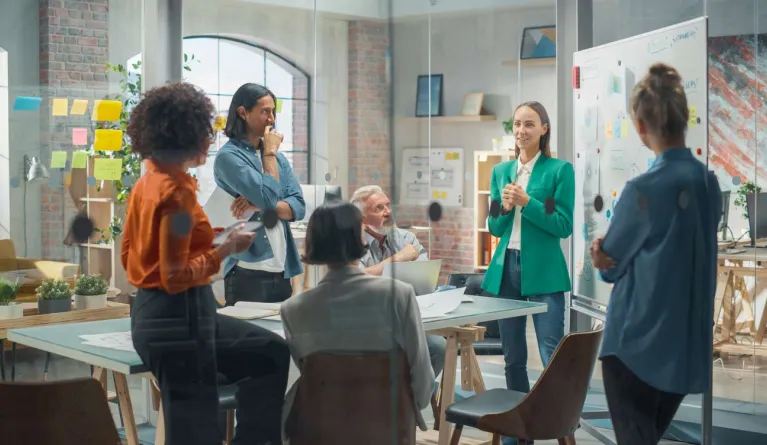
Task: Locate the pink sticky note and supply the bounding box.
[72,128,87,146]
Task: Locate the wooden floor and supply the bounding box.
[416,430,489,445]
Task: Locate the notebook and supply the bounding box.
[217,302,280,320]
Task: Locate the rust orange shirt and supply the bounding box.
[121,159,221,295]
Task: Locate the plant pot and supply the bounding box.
[0,303,23,320]
[74,293,107,310]
[38,298,72,315]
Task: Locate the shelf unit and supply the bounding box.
[74,157,131,295]
[501,58,556,67]
[473,150,515,271]
[397,115,497,123]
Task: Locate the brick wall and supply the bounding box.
[347,20,475,283]
[291,76,309,183]
[39,0,109,260]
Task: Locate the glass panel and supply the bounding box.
[180,36,220,93]
[217,38,265,94]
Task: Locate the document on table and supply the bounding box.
[80,332,135,353]
[203,186,256,229]
[217,302,281,320]
[416,292,463,319]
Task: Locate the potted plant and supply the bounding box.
[734,180,761,220]
[501,119,516,151]
[36,278,72,314]
[73,275,110,310]
[0,278,23,320]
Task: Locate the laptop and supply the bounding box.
[382,259,442,296]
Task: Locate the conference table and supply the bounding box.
[8,288,547,445]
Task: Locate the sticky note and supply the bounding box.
[71,151,88,169]
[275,98,283,114]
[50,151,67,169]
[93,158,123,181]
[605,122,614,141]
[13,96,42,111]
[613,121,621,139]
[91,100,122,121]
[52,98,68,116]
[688,106,698,127]
[64,173,72,186]
[72,128,87,146]
[94,129,123,151]
[620,120,630,138]
[70,99,89,115]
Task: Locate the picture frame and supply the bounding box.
[461,93,485,116]
[415,74,444,117]
[520,25,556,60]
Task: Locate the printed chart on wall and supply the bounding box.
[399,148,464,207]
[572,17,708,306]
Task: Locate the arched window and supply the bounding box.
[128,36,310,203]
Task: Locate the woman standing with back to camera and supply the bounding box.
[592,63,720,445]
[481,101,575,445]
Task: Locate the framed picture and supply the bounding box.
[461,93,485,116]
[520,25,556,60]
[415,74,444,117]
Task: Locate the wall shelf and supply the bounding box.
[501,58,555,67]
[398,115,497,123]
[473,150,515,271]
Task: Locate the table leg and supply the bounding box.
[154,396,166,445]
[11,343,16,381]
[113,371,139,445]
[0,340,5,381]
[438,334,459,445]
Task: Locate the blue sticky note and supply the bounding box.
[13,96,42,111]
[613,121,621,139]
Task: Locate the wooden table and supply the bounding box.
[8,289,546,445]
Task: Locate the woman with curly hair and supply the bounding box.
[123,82,290,445]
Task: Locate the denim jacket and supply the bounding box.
[213,138,306,279]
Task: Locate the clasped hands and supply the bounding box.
[590,237,616,270]
[501,182,530,212]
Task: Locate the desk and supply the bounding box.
[9,290,545,445]
[715,248,767,356]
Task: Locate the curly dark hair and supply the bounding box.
[127,82,215,163]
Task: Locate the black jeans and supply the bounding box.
[225,266,293,306]
[131,285,290,445]
[602,355,685,445]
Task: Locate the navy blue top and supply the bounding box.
[599,148,721,395]
[213,138,305,278]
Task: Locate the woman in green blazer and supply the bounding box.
[481,101,575,445]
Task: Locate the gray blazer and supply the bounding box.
[280,266,435,439]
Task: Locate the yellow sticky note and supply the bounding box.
[93,158,123,181]
[50,151,67,169]
[70,99,88,115]
[71,151,88,169]
[688,106,698,127]
[52,98,68,116]
[432,190,440,199]
[64,173,72,186]
[94,129,123,151]
[275,98,283,114]
[92,100,122,121]
[620,120,629,138]
[605,122,614,141]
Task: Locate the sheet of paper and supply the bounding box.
[202,186,255,228]
[234,302,281,311]
[72,128,87,146]
[71,150,88,168]
[80,332,135,352]
[416,291,463,319]
[52,98,68,116]
[213,221,263,246]
[92,100,122,121]
[13,96,42,111]
[50,151,67,169]
[217,306,279,320]
[70,99,89,115]
[620,119,630,138]
[93,158,122,180]
[94,129,123,151]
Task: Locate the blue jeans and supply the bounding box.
[497,249,565,445]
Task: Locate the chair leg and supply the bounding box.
[491,433,501,445]
[225,410,235,445]
[449,424,463,445]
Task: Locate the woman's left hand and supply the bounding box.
[590,238,616,270]
[506,183,530,207]
[230,196,259,220]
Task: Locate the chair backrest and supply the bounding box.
[446,273,486,295]
[289,351,416,445]
[480,329,603,440]
[0,239,19,270]
[0,378,120,445]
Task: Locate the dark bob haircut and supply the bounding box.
[127,82,215,163]
[301,202,369,266]
[224,83,277,140]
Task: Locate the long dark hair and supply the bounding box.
[513,101,552,158]
[224,83,276,140]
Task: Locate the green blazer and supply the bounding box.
[481,155,575,297]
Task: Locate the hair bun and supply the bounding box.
[648,63,682,89]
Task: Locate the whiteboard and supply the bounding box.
[399,147,464,207]
[572,17,709,306]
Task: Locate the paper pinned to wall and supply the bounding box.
[52,98,68,116]
[13,96,42,111]
[70,99,89,115]
[71,151,88,169]
[93,158,123,180]
[50,151,67,169]
[91,100,122,121]
[275,98,283,114]
[72,128,87,146]
[94,129,123,151]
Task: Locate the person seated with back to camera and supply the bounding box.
[279,201,435,442]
